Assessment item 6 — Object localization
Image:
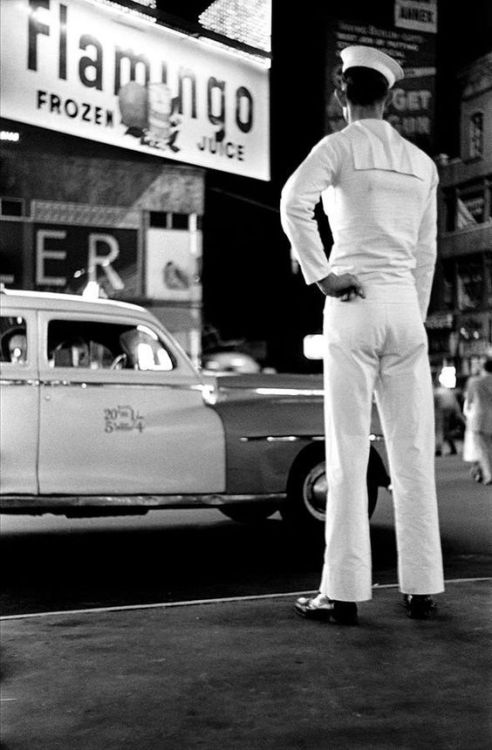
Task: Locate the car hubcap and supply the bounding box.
[302,462,327,521]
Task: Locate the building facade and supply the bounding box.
[428,52,492,379]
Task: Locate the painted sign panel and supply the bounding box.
[395,0,437,33]
[146,228,202,302]
[0,0,270,180]
[33,223,139,296]
[0,221,24,287]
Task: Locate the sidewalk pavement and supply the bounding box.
[1,579,491,750]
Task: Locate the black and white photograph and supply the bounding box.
[1,1,491,748]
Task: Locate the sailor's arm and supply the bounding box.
[413,164,439,321]
[280,137,338,286]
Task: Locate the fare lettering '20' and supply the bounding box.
[27,0,254,133]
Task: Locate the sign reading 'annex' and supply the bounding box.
[0,0,270,180]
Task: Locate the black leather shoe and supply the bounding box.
[295,594,358,625]
[403,594,436,619]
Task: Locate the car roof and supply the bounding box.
[0,287,148,316]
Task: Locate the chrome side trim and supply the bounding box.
[217,386,324,399]
[239,434,323,443]
[239,433,385,443]
[0,492,286,510]
[0,378,40,386]
[253,387,324,397]
[38,380,207,390]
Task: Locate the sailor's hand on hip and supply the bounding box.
[316,273,365,301]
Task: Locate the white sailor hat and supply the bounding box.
[340,45,404,88]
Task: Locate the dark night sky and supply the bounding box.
[438,0,492,66]
[156,0,492,66]
[434,0,492,156]
[156,0,492,158]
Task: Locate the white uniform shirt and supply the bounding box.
[280,119,439,319]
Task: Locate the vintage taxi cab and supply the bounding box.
[0,288,390,536]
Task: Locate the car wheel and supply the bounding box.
[219,503,279,524]
[281,446,379,538]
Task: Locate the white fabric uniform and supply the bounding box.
[280,119,444,602]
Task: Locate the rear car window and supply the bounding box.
[47,319,174,371]
[0,316,27,364]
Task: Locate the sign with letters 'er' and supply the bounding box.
[34,224,139,297]
[0,0,270,180]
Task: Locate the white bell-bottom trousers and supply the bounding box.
[319,285,444,602]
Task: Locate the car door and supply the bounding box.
[37,310,226,495]
[0,307,39,494]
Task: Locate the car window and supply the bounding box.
[47,320,174,371]
[0,316,28,365]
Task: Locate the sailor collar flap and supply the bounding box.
[349,122,425,180]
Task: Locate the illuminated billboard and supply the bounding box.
[0,0,270,180]
[325,0,437,152]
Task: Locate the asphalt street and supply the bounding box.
[0,453,490,617]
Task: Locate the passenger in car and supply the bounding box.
[7,333,27,364]
[0,326,27,364]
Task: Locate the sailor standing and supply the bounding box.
[280,45,445,624]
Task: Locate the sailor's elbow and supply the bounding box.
[280,189,302,220]
[279,184,291,210]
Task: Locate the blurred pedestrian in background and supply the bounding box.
[433,377,465,456]
[463,359,492,485]
[280,45,444,624]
